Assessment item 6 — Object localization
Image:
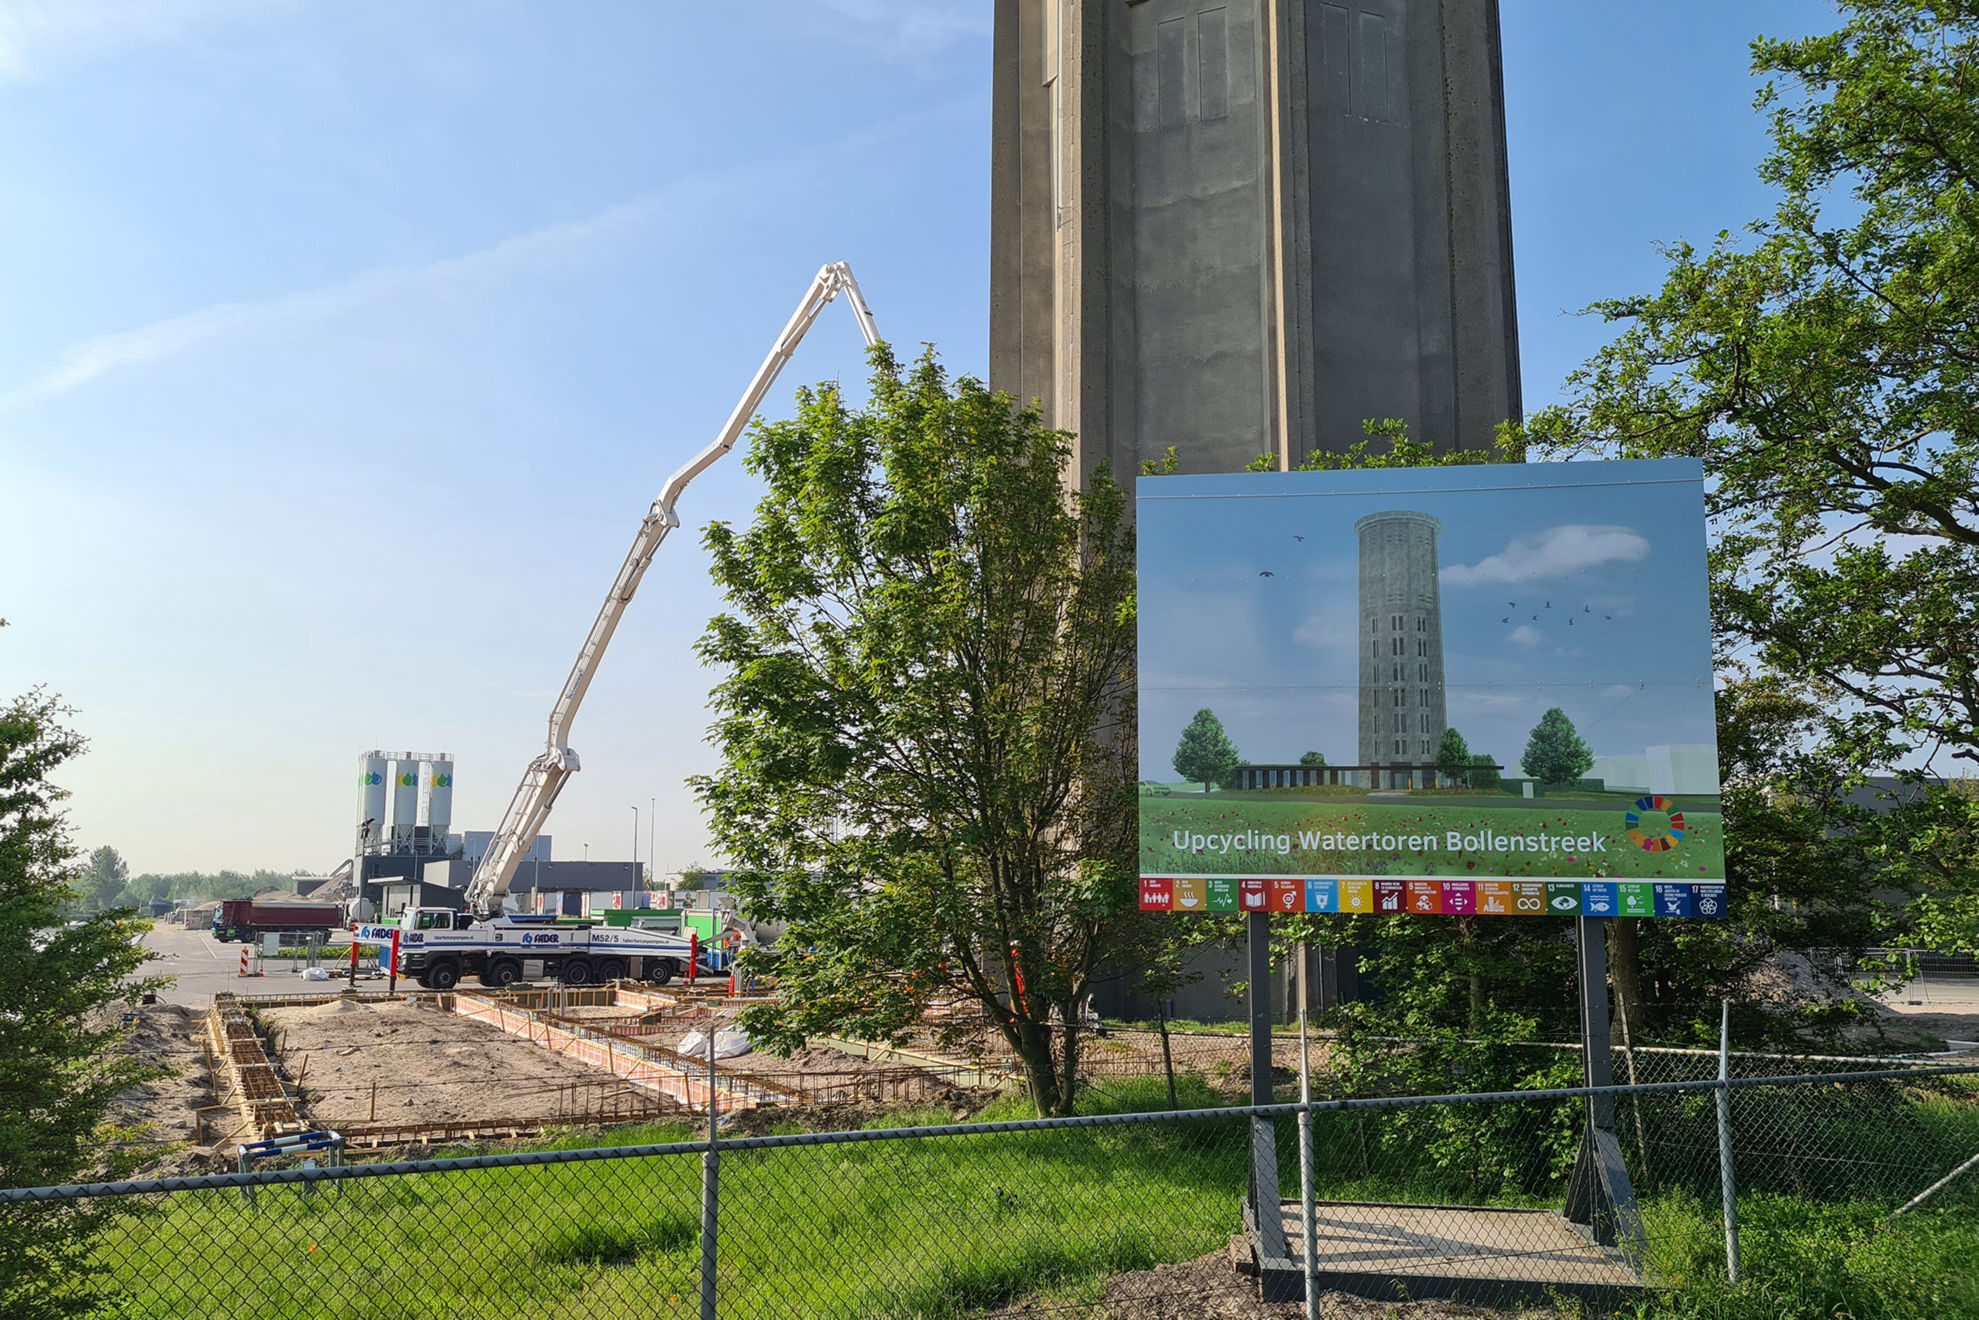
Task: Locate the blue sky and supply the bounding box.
[0,1,1827,873]
[1137,461,1717,781]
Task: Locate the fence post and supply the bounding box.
[1716,999,1740,1286]
[700,1020,719,1320]
[1297,947,1319,1320]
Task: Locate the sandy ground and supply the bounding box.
[992,1247,1559,1318]
[1871,978,1979,1052]
[716,1043,900,1078]
[258,998,642,1126]
[109,1003,216,1172]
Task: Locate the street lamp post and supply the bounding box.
[631,805,640,887]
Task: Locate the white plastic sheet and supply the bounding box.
[677,1029,753,1059]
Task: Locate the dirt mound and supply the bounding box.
[290,995,398,1018]
[990,1246,1558,1317]
[110,1003,215,1174]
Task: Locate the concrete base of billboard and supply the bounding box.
[1236,1200,1642,1307]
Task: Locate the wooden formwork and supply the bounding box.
[336,1083,690,1150]
[481,985,622,1012]
[231,990,452,1010]
[206,995,306,1139]
[450,991,811,1112]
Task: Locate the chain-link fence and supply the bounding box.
[8,1062,1976,1319]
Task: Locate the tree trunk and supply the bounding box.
[1157,998,1178,1111]
[1608,918,1645,1041]
[1011,1017,1066,1115]
[1059,1011,1081,1114]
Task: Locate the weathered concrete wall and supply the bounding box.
[990,0,1521,484]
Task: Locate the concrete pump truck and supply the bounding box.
[360,264,879,991]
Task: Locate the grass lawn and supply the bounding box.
[1140,794,1724,880]
[90,1077,1978,1319]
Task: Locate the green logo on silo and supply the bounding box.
[433,774,452,788]
[360,772,382,786]
[398,773,417,787]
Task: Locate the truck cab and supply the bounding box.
[401,907,471,933]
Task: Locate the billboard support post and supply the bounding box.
[1564,916,1648,1264]
[1577,917,1616,1126]
[1245,911,1290,1273]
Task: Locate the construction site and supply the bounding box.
[117,961,1306,1171]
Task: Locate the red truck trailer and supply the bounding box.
[211,900,341,944]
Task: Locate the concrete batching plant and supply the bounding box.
[353,749,458,906]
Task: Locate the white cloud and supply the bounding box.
[1508,625,1541,649]
[4,98,965,403]
[0,0,300,82]
[1292,614,1354,655]
[7,190,673,402]
[1442,524,1650,588]
[1449,690,1534,711]
[807,0,989,59]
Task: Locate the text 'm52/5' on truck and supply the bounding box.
[356,908,700,991]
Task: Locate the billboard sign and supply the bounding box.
[1136,458,1724,916]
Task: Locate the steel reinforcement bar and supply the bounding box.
[449,992,791,1113]
[205,996,304,1139]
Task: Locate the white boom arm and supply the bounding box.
[465,262,880,917]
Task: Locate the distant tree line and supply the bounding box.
[77,846,311,912]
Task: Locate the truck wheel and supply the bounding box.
[480,957,523,989]
[426,959,461,991]
[594,958,627,984]
[558,958,594,986]
[646,959,677,986]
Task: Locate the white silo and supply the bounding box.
[419,759,455,843]
[389,759,421,850]
[357,752,389,852]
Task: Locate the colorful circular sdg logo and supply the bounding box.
[1625,795,1686,853]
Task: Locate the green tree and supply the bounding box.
[1517,0,1979,951]
[1520,708,1594,786]
[1466,753,1502,793]
[1172,709,1241,793]
[1,689,161,1319]
[693,347,1141,1115]
[1298,750,1326,767]
[1434,727,1471,783]
[82,845,128,911]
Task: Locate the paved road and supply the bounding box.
[141,922,371,1009]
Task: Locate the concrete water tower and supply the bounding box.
[1356,511,1446,784]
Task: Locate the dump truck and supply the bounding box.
[211,899,341,944]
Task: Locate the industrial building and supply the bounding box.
[351,750,460,906]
